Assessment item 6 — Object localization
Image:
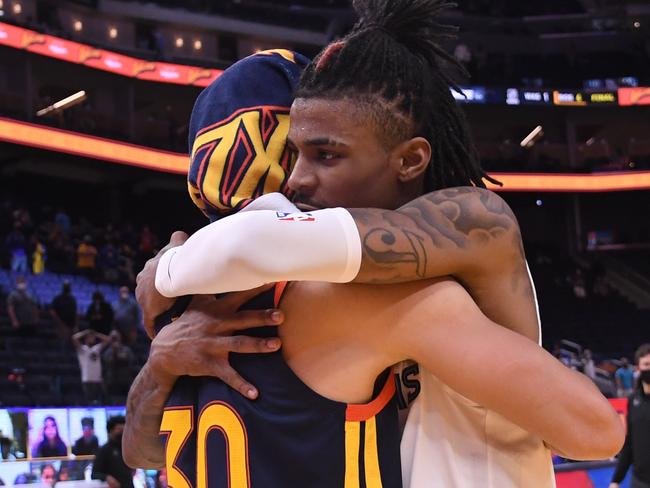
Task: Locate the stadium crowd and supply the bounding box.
[0,197,156,407]
[1,199,160,287]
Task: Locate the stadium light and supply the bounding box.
[73,20,83,32]
[12,2,21,14]
[108,26,117,39]
[175,37,184,48]
[36,90,87,117]
[193,39,202,51]
[520,125,544,148]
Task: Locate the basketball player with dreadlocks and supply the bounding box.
[125,1,623,486]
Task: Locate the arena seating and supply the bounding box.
[526,246,650,356]
[0,267,151,407]
[0,315,150,408]
[0,269,120,314]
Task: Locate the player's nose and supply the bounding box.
[287,157,317,196]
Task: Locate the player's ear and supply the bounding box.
[391,137,432,183]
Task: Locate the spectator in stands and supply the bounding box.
[6,276,39,333]
[92,416,133,488]
[139,225,157,259]
[5,222,27,274]
[40,464,57,487]
[49,281,78,340]
[72,329,110,405]
[85,291,114,336]
[104,224,120,244]
[616,357,635,398]
[103,330,135,405]
[33,416,67,458]
[99,242,120,284]
[581,349,596,381]
[610,344,650,488]
[77,235,98,279]
[113,286,139,344]
[572,268,587,299]
[71,417,99,456]
[32,239,46,275]
[54,208,71,235]
[48,226,75,274]
[118,243,137,285]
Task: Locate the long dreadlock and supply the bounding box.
[295,0,501,191]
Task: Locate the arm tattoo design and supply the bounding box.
[124,364,171,468]
[350,187,521,284]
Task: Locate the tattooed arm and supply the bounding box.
[351,187,518,282]
[350,187,539,341]
[154,187,537,340]
[123,364,170,468]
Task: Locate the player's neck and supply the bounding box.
[643,382,650,395]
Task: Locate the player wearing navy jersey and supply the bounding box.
[161,284,402,488]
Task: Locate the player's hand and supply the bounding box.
[147,286,284,400]
[136,231,188,339]
[608,484,620,488]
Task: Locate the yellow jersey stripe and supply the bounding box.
[364,417,383,488]
[344,421,361,488]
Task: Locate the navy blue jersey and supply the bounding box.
[160,284,402,488]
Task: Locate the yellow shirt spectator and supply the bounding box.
[77,242,98,269]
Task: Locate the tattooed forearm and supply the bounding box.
[349,186,521,284]
[123,363,173,469]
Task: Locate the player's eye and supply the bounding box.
[317,150,339,161]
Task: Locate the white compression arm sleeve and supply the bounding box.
[155,207,362,297]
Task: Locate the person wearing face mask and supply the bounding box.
[92,416,133,488]
[610,343,650,488]
[6,276,39,335]
[112,287,140,345]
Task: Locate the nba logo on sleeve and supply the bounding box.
[276,212,315,222]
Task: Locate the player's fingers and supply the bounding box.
[221,335,281,354]
[153,231,188,259]
[169,230,189,247]
[221,309,284,332]
[219,283,276,310]
[216,362,259,400]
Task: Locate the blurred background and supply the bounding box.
[0,0,649,487]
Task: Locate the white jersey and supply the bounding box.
[397,263,556,488]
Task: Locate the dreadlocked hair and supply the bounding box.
[296,0,501,191]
